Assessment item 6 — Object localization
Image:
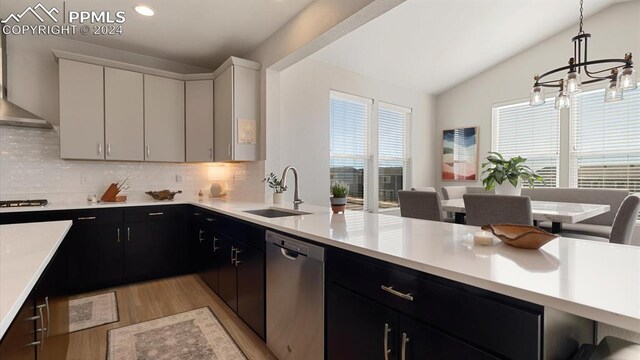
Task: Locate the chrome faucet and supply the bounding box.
[280,166,303,205]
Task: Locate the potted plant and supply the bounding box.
[330,182,349,213]
[481,152,544,196]
[263,172,285,204]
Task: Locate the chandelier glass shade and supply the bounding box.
[530,0,635,109]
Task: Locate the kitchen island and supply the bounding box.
[1,199,638,358]
[0,221,72,338]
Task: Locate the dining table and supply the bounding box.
[441,198,611,233]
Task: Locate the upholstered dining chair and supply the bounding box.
[563,195,640,245]
[463,194,533,226]
[398,190,443,221]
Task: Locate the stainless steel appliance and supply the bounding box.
[266,230,324,360]
[0,199,48,207]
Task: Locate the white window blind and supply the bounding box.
[330,91,372,209]
[570,85,640,198]
[492,100,560,187]
[378,103,411,208]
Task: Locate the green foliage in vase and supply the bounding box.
[481,152,544,190]
[330,182,349,198]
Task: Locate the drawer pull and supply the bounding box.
[199,229,204,243]
[148,212,164,216]
[381,285,414,301]
[384,323,391,360]
[117,228,120,243]
[205,218,214,222]
[25,341,41,347]
[77,216,96,220]
[401,332,410,360]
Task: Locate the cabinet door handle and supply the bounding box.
[127,227,130,241]
[193,212,201,216]
[384,323,391,360]
[77,216,96,220]
[25,341,42,347]
[117,228,120,243]
[213,236,220,252]
[148,212,164,216]
[199,229,204,243]
[44,297,50,337]
[146,145,150,158]
[97,143,102,156]
[107,143,111,156]
[230,246,236,265]
[381,285,414,301]
[227,143,231,157]
[209,148,213,159]
[37,305,45,352]
[401,332,410,360]
[235,249,242,267]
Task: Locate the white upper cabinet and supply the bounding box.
[185,80,214,162]
[144,75,185,162]
[59,59,104,160]
[214,59,261,162]
[104,68,144,161]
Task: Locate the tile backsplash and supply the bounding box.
[0,126,265,203]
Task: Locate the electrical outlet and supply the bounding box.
[176,174,184,183]
[81,174,90,184]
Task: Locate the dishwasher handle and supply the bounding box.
[266,230,325,262]
[275,244,303,260]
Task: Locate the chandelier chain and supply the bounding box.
[578,0,584,34]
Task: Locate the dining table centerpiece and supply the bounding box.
[481,152,544,196]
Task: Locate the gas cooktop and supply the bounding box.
[0,199,49,208]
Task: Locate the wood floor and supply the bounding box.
[66,274,277,360]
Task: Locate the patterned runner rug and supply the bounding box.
[107,307,247,360]
[69,291,119,332]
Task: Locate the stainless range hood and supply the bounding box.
[0,31,52,129]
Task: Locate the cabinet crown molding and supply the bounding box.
[52,50,261,81]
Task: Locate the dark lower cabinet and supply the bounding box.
[217,234,238,312]
[326,283,499,360]
[67,213,124,293]
[327,283,398,360]
[235,239,265,339]
[0,294,36,360]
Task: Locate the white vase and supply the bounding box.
[494,180,522,196]
[273,192,284,204]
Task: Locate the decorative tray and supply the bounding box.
[480,224,558,249]
[145,190,182,201]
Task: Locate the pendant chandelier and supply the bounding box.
[529,0,636,109]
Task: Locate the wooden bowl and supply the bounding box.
[480,224,558,249]
[145,190,182,201]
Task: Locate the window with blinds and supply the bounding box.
[492,100,560,187]
[378,103,411,208]
[330,91,372,210]
[570,85,640,199]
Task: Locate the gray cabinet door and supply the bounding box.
[59,59,104,160]
[186,80,214,162]
[144,75,185,162]
[232,65,259,161]
[214,67,234,162]
[105,68,144,161]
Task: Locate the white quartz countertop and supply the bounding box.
[0,221,72,339]
[1,199,638,333]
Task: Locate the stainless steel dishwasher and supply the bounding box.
[266,230,325,360]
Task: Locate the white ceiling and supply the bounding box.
[311,0,620,94]
[0,0,315,70]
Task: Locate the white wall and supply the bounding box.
[435,1,640,244]
[279,57,435,206]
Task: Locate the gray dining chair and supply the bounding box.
[563,195,640,245]
[411,186,436,192]
[463,194,533,226]
[398,190,443,221]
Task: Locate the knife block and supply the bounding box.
[101,183,126,202]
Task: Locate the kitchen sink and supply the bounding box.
[243,208,311,218]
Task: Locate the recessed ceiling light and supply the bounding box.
[134,5,154,16]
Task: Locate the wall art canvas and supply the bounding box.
[442,127,478,181]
